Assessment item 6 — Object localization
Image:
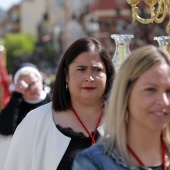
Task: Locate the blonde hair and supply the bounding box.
[99,45,170,165]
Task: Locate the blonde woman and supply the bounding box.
[73,45,170,170]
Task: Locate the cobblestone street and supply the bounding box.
[0,135,11,169]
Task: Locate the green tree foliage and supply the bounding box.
[4,33,37,72]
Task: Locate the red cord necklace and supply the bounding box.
[127,139,167,170]
[71,102,105,145]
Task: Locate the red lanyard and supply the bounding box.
[71,103,104,145]
[127,139,167,170]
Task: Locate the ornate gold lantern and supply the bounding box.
[126,0,170,35]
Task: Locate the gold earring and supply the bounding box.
[66,83,68,91]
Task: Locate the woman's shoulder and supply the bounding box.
[20,102,53,126]
[76,144,107,161]
[14,102,54,137]
[74,144,141,170]
[28,102,52,116]
[85,144,105,154]
[73,144,121,170]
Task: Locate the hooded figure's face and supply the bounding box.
[19,72,43,101]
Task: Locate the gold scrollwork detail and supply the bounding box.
[126,0,170,34]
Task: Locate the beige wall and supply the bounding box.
[20,0,46,36]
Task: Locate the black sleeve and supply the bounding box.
[0,92,23,135]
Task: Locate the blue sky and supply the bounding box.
[0,0,21,11]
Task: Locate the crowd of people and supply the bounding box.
[1,37,170,170]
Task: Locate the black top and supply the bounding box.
[150,165,164,170]
[0,91,51,135]
[56,124,100,170]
